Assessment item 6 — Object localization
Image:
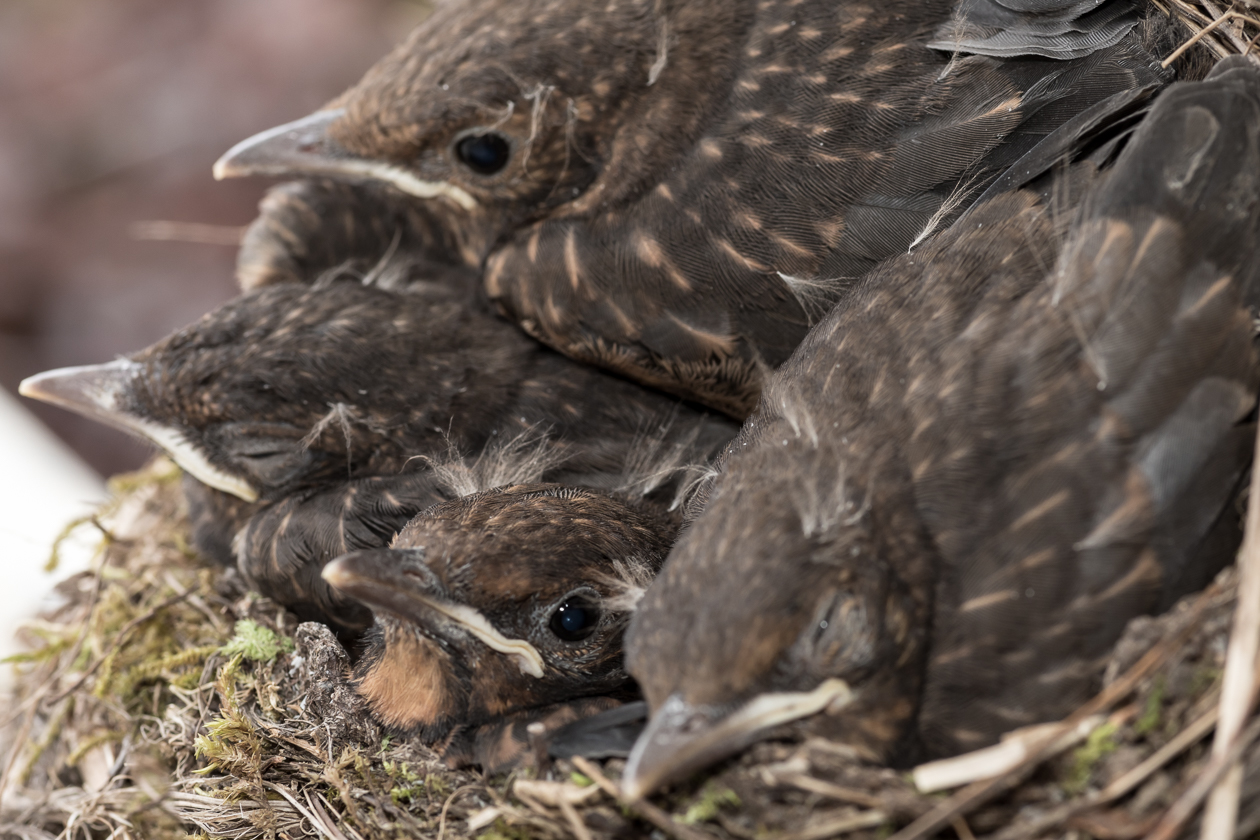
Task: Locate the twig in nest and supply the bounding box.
[775,809,890,840]
[303,789,357,840]
[571,755,719,840]
[1163,10,1260,66]
[558,797,594,840]
[772,772,885,810]
[951,815,978,840]
[513,777,602,839]
[1201,0,1260,55]
[0,565,115,794]
[436,783,481,840]
[1147,714,1260,840]
[1199,421,1260,840]
[0,560,111,733]
[992,701,1220,840]
[0,685,43,803]
[887,580,1221,840]
[912,715,1105,794]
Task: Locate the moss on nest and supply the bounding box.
[0,457,1258,840]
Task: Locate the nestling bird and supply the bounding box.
[21,274,736,630]
[235,177,476,291]
[622,58,1260,797]
[214,0,1192,416]
[323,482,673,771]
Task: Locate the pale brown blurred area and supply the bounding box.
[0,0,431,476]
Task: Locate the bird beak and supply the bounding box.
[213,110,351,180]
[213,110,479,212]
[620,678,854,800]
[324,550,546,678]
[18,361,260,503]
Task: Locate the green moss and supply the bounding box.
[106,457,182,495]
[193,655,266,778]
[19,699,75,784]
[1064,722,1118,794]
[1,634,71,665]
[680,782,741,825]
[117,644,219,697]
[425,772,451,800]
[385,761,426,804]
[219,620,294,663]
[44,514,99,573]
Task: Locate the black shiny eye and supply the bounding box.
[549,595,600,642]
[455,132,511,175]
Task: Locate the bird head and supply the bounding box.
[621,427,931,799]
[19,279,522,503]
[324,483,676,743]
[214,0,751,258]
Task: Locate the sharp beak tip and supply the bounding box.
[212,109,346,182]
[322,550,401,597]
[621,736,683,802]
[618,771,650,803]
[17,374,46,401]
[14,362,131,414]
[322,552,383,591]
[321,558,351,587]
[619,702,702,801]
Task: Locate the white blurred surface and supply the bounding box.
[0,387,104,690]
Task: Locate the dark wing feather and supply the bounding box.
[911,63,1260,755]
[930,0,1142,59]
[817,30,1170,286]
[548,700,648,760]
[491,0,1172,416]
[236,472,450,632]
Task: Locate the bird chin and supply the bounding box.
[137,424,260,503]
[621,678,854,800]
[212,109,479,212]
[19,361,259,503]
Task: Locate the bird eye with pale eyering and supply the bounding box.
[455,132,511,175]
[549,593,600,642]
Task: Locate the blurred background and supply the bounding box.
[0,0,431,669]
[1,0,431,477]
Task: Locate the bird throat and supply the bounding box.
[357,633,456,731]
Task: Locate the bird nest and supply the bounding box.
[0,459,1256,840]
[5,7,1260,840]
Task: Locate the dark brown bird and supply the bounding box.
[621,59,1260,797]
[322,482,674,771]
[213,0,1193,416]
[235,177,476,291]
[21,274,736,630]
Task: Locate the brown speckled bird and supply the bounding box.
[322,482,673,771]
[621,59,1260,797]
[21,274,736,630]
[213,0,1191,416]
